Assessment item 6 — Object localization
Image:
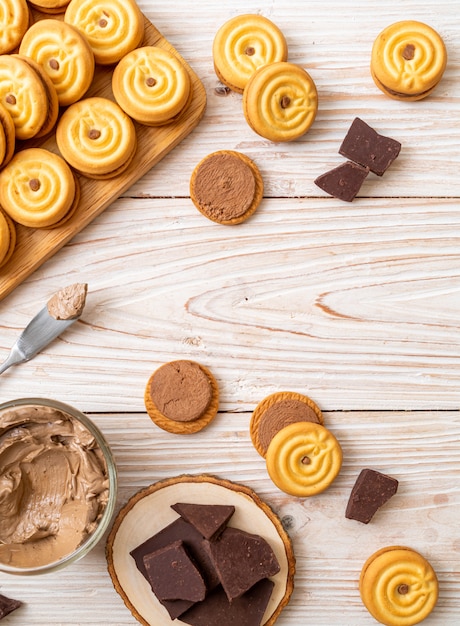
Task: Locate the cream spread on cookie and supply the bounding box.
[0,403,108,568]
[47,282,88,320]
[193,153,256,221]
[149,360,212,422]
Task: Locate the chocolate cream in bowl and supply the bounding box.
[0,402,110,570]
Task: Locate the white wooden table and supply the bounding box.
[0,1,459,624]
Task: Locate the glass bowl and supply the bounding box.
[0,397,117,575]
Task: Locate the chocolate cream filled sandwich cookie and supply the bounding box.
[0,147,79,228]
[0,54,58,140]
[0,101,15,169]
[243,61,318,142]
[213,14,288,93]
[144,360,219,434]
[360,546,439,626]
[65,0,145,65]
[112,46,191,126]
[0,0,30,54]
[0,209,16,268]
[56,96,137,179]
[190,150,264,225]
[371,20,447,101]
[28,0,71,12]
[265,421,343,497]
[250,391,323,457]
[19,18,95,106]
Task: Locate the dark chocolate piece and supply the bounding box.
[345,468,399,524]
[143,540,206,602]
[205,527,280,601]
[314,161,369,202]
[171,503,235,540]
[130,517,219,619]
[0,593,22,620]
[339,117,401,176]
[180,579,275,626]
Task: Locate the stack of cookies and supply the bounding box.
[250,391,342,497]
[213,14,318,142]
[0,0,194,269]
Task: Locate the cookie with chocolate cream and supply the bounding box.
[0,0,30,54]
[28,0,71,13]
[56,97,137,179]
[370,20,447,101]
[12,54,59,138]
[213,14,288,93]
[190,150,263,225]
[0,54,52,140]
[0,102,15,169]
[112,46,191,125]
[65,0,144,65]
[19,19,95,106]
[0,209,16,268]
[0,148,79,229]
[266,421,342,497]
[250,391,323,457]
[243,61,318,142]
[359,546,438,625]
[144,360,219,434]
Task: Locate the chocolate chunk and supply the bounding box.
[180,579,275,626]
[130,517,219,619]
[314,161,369,202]
[143,540,206,602]
[339,117,401,176]
[171,503,235,540]
[205,527,280,601]
[0,593,22,620]
[345,468,399,524]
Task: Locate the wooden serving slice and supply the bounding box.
[106,474,295,626]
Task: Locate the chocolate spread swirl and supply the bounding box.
[0,404,109,569]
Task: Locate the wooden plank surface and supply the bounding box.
[0,0,459,624]
[2,411,459,625]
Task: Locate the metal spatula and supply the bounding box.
[0,284,87,376]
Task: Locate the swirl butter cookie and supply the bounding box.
[28,0,70,13]
[0,0,30,54]
[360,546,439,626]
[144,360,219,434]
[65,0,144,65]
[190,150,264,225]
[56,96,137,179]
[19,19,95,106]
[213,14,288,94]
[0,54,53,140]
[0,102,15,169]
[371,21,447,101]
[112,46,191,126]
[0,209,16,268]
[12,54,59,138]
[243,61,318,142]
[266,421,342,497]
[250,391,323,458]
[0,148,79,229]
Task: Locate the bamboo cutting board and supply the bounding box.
[0,11,207,303]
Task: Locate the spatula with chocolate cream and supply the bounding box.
[0,283,87,375]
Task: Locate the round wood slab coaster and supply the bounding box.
[106,474,295,626]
